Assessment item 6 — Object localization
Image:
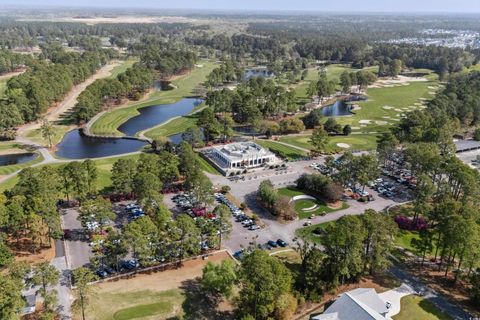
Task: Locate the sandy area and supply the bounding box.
[95,251,232,294]
[336,143,351,149]
[369,75,427,89]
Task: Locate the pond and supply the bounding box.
[55,98,203,159]
[244,69,274,80]
[321,100,353,117]
[118,98,203,136]
[0,152,38,166]
[55,130,148,159]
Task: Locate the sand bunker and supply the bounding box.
[369,75,428,88]
[336,143,351,149]
[383,106,393,110]
[359,120,372,124]
[375,121,389,125]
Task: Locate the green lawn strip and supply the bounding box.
[256,140,307,160]
[279,133,379,152]
[393,295,452,320]
[145,114,200,139]
[108,58,139,79]
[295,221,333,244]
[0,153,44,176]
[197,155,221,175]
[0,141,29,153]
[90,61,217,136]
[277,187,349,219]
[25,125,72,146]
[81,288,184,320]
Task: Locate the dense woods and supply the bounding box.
[72,63,155,123]
[0,46,117,137]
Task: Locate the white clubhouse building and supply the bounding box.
[209,142,277,170]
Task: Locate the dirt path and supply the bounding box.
[17,60,122,136]
[0,69,26,80]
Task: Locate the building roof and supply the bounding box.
[312,288,391,320]
[213,142,274,161]
[455,139,480,152]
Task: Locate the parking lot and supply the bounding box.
[207,158,408,253]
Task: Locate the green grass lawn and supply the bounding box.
[293,64,378,106]
[109,58,139,79]
[394,229,437,258]
[277,187,348,219]
[279,133,379,153]
[113,301,173,320]
[393,295,452,320]
[295,221,333,244]
[90,61,217,136]
[335,71,439,133]
[78,288,184,320]
[197,155,221,175]
[25,125,73,147]
[256,140,307,160]
[144,106,203,139]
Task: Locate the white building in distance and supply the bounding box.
[209,142,277,170]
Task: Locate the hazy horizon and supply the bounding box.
[1,0,480,14]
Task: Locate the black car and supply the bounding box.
[277,239,288,247]
[267,240,278,248]
[96,269,108,278]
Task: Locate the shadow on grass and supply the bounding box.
[180,278,234,320]
[418,298,452,320]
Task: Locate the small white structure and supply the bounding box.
[210,142,277,169]
[312,288,392,320]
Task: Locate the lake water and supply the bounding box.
[55,98,203,159]
[55,130,148,159]
[0,152,38,166]
[118,98,203,136]
[321,100,353,117]
[244,69,274,80]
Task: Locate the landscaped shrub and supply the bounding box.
[394,215,428,231]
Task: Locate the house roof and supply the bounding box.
[312,288,392,320]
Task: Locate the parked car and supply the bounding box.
[267,240,278,248]
[277,239,288,247]
[249,224,260,230]
[96,269,108,278]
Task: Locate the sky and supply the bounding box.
[1,0,480,13]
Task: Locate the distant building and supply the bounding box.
[312,288,392,320]
[208,142,277,170]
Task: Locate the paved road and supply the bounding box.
[51,256,72,320]
[207,158,401,252]
[390,266,474,320]
[62,208,92,269]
